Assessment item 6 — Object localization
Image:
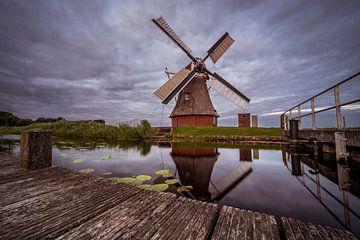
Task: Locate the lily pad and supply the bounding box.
[136,175,152,181]
[177,185,193,192]
[97,155,111,161]
[150,184,169,192]
[112,177,136,184]
[79,168,94,174]
[71,158,86,164]
[163,172,173,178]
[60,153,70,158]
[130,180,144,186]
[165,179,180,185]
[155,169,170,176]
[139,184,153,190]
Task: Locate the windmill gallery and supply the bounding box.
[152,16,251,127]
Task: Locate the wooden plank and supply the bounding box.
[211,206,230,240]
[287,218,306,240]
[107,192,176,239]
[133,196,188,240]
[212,206,279,240]
[13,185,138,239]
[57,190,151,239]
[195,202,218,240]
[293,219,315,240]
[0,166,67,184]
[153,198,195,240]
[178,201,218,240]
[120,192,177,239]
[167,199,205,240]
[0,169,91,206]
[0,164,24,177]
[281,217,358,240]
[0,179,140,239]
[57,190,174,239]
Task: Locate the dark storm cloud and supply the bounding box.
[0,0,359,126]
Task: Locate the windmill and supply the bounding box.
[152,16,250,127]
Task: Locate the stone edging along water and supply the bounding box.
[153,135,289,145]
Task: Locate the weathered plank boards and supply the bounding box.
[0,152,358,240]
[211,205,280,240]
[281,217,357,240]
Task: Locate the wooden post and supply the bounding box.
[289,109,292,119]
[290,152,302,176]
[280,114,288,130]
[20,129,52,170]
[335,132,347,161]
[289,119,299,141]
[251,115,258,128]
[316,173,321,200]
[253,149,259,160]
[297,105,301,129]
[343,190,351,229]
[334,85,343,129]
[311,98,316,130]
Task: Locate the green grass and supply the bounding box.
[171,141,284,150]
[0,120,153,141]
[171,126,284,137]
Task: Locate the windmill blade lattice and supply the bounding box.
[206,32,235,64]
[154,68,197,104]
[152,17,195,61]
[207,73,250,108]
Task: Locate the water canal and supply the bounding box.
[1,135,360,237]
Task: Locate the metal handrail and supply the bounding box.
[285,72,360,113]
[281,71,360,130]
[292,99,360,119]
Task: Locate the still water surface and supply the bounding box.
[1,136,360,237]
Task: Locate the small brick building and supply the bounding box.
[238,113,251,127]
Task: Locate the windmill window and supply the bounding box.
[185,93,190,101]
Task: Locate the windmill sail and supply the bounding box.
[152,17,195,61]
[207,72,250,108]
[154,68,196,105]
[206,32,235,64]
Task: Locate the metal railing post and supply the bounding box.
[334,85,343,129]
[311,98,316,130]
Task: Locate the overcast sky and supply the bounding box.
[0,0,359,127]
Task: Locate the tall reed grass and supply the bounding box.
[0,120,153,141]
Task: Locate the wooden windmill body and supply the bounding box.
[170,63,218,127]
[152,17,250,127]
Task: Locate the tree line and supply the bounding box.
[0,111,105,127]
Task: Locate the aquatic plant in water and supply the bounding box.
[136,175,152,181]
[177,186,193,192]
[112,177,143,186]
[97,155,111,161]
[165,179,180,185]
[110,170,190,194]
[79,168,95,173]
[71,158,86,164]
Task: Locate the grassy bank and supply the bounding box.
[171,126,283,137]
[0,120,153,141]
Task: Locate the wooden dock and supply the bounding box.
[0,152,357,240]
